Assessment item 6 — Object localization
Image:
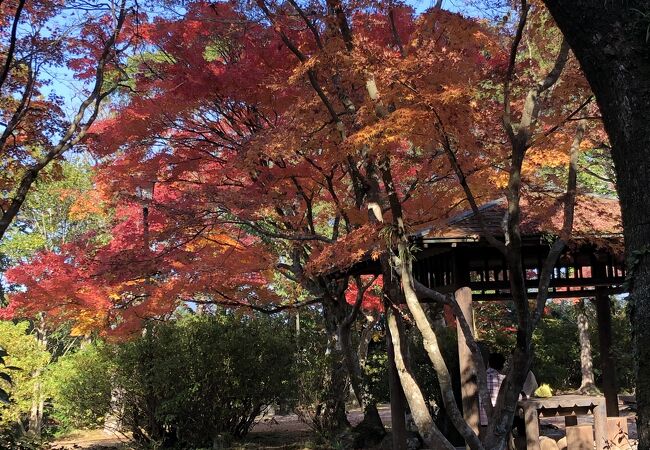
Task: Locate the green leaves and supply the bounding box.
[101,313,299,447]
[0,346,11,404]
[0,322,50,424]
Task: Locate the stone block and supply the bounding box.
[539,436,559,450]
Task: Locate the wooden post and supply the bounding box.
[595,286,620,416]
[593,401,608,450]
[524,404,541,450]
[386,313,407,450]
[456,287,480,437]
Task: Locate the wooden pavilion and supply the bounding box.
[409,195,625,434]
[319,194,626,447]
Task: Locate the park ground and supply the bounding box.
[48,401,639,450]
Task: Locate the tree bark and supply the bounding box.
[358,313,377,368]
[319,299,352,434]
[386,311,408,450]
[576,299,596,394]
[387,309,455,450]
[338,309,385,436]
[28,317,48,437]
[595,288,620,417]
[540,2,650,447]
[398,242,484,450]
[28,378,43,437]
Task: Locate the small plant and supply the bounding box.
[0,346,12,404]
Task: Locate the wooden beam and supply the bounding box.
[455,287,480,442]
[595,286,620,417]
[467,277,625,291]
[416,287,624,302]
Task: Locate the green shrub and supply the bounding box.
[0,321,50,429]
[45,342,114,433]
[113,312,297,448]
[292,311,331,423]
[532,308,582,389]
[474,298,634,392]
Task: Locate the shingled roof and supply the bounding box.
[418,194,622,242]
[307,194,623,276]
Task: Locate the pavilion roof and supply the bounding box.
[307,194,623,276]
[418,194,622,242]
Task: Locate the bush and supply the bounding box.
[0,321,50,430]
[292,311,331,425]
[532,306,582,389]
[113,312,296,448]
[474,298,634,392]
[45,342,114,434]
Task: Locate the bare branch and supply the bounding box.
[286,0,323,50]
[0,0,129,240]
[503,0,529,139]
[193,297,322,314]
[532,120,585,326]
[393,78,507,254]
[255,0,341,126]
[519,39,570,130]
[0,0,26,90]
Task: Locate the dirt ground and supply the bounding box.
[47,403,638,449]
[48,429,132,449]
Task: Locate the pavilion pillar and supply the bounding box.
[456,287,480,437]
[595,286,619,417]
[386,313,407,450]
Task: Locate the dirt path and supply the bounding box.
[49,429,131,449]
[48,403,637,449]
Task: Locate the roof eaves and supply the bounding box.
[421,235,481,244]
[447,198,505,225]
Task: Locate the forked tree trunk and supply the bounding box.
[540,3,650,448]
[386,308,455,450]
[366,179,453,448]
[329,290,385,436]
[397,241,484,450]
[338,319,385,436]
[576,299,596,393]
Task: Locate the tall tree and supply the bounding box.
[0,161,110,435]
[539,2,650,447]
[0,0,132,241]
[2,1,610,448]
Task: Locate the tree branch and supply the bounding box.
[532,120,584,327]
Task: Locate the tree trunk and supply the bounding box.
[386,311,408,450]
[358,313,377,368]
[400,258,483,450]
[338,307,385,437]
[28,378,43,437]
[104,387,125,433]
[540,2,650,448]
[576,299,596,393]
[319,299,351,435]
[28,317,47,437]
[387,309,455,450]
